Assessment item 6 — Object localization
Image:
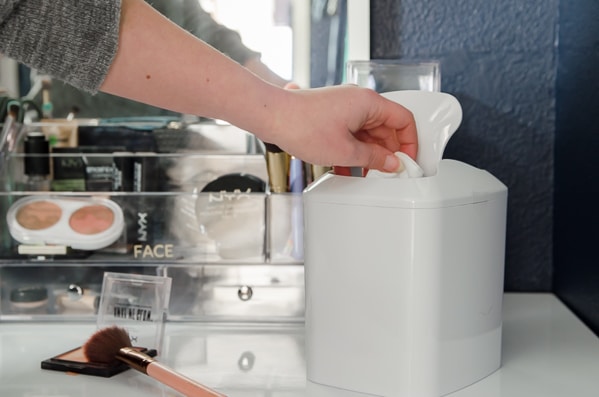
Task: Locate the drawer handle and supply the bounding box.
[237,285,253,301]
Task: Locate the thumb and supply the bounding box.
[359,142,402,173]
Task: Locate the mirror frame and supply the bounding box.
[346,1,370,62]
[293,0,370,88]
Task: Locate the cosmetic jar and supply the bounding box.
[10,286,49,313]
[23,132,51,191]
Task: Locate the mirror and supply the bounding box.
[309,0,370,87]
[199,0,295,81]
[200,0,370,88]
[0,0,370,117]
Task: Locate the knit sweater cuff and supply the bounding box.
[0,0,122,93]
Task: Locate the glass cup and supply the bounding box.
[345,60,441,92]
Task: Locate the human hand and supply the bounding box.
[266,84,418,173]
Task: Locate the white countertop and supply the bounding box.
[1,293,598,396]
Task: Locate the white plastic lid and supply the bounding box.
[304,160,507,209]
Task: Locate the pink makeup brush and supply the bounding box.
[83,326,226,397]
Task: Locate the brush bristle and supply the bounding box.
[83,325,133,365]
[41,78,52,90]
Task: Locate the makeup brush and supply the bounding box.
[263,142,290,193]
[83,326,226,397]
[41,77,53,119]
[66,105,80,121]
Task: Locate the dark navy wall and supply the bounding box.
[554,1,599,335]
[371,0,559,292]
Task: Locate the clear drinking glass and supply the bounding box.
[345,60,441,92]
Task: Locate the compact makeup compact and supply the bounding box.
[303,91,508,396]
[6,195,125,251]
[9,285,49,313]
[42,345,158,377]
[196,173,267,259]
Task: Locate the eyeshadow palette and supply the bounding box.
[6,196,125,250]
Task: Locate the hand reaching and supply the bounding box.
[266,84,418,173]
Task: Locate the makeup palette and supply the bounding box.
[42,345,157,377]
[6,196,125,250]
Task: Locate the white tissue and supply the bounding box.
[381,91,463,177]
[367,152,424,179]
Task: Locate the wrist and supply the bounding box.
[215,75,293,146]
[252,85,294,144]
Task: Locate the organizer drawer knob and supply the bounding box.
[237,285,253,301]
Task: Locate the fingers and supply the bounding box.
[284,82,300,90]
[349,92,418,172]
[375,96,418,160]
[355,141,403,173]
[368,96,418,159]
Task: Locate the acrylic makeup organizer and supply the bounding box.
[0,119,305,323]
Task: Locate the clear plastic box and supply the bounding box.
[97,272,172,351]
[0,120,305,322]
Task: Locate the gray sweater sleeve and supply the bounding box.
[0,0,121,93]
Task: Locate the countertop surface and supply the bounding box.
[1,293,598,396]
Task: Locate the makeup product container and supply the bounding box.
[23,132,50,191]
[6,196,125,251]
[303,91,508,396]
[195,173,267,260]
[9,285,49,314]
[0,120,305,323]
[96,272,172,351]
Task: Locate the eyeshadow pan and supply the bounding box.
[56,347,89,363]
[69,205,115,235]
[15,200,62,230]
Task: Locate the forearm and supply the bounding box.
[101,0,287,140]
[103,0,416,174]
[244,56,290,88]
